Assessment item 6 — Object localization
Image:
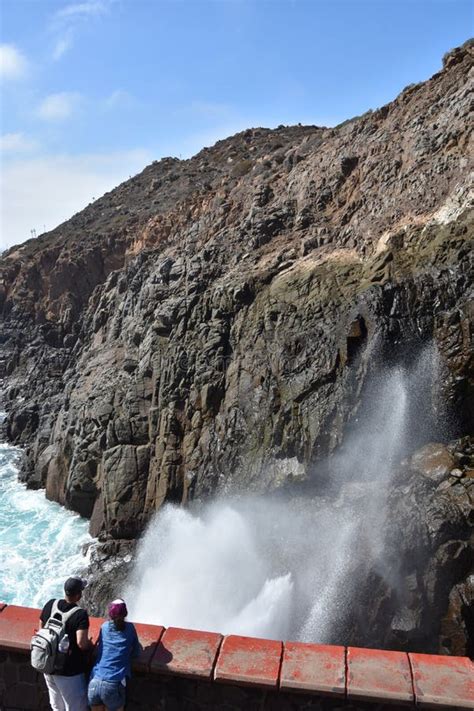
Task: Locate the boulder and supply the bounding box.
[410,443,454,483]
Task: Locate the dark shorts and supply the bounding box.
[88,677,125,710]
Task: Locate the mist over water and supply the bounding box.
[126,348,439,642]
[0,414,92,606]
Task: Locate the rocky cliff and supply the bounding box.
[1,42,473,653]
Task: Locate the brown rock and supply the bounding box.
[410,443,455,483]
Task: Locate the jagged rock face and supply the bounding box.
[347,437,474,655]
[0,42,473,652]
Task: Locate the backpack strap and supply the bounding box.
[61,604,81,624]
[48,600,80,624]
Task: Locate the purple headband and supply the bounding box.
[108,599,128,619]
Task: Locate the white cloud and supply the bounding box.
[0,44,28,80]
[36,92,82,121]
[52,32,73,61]
[0,149,151,250]
[55,1,109,21]
[50,0,113,59]
[0,133,38,153]
[104,89,135,110]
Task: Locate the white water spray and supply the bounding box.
[125,348,439,642]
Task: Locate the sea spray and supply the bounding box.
[0,416,92,606]
[125,502,294,639]
[125,347,440,642]
[298,366,410,642]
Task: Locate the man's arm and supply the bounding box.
[76,628,92,651]
[75,609,92,651]
[39,600,53,629]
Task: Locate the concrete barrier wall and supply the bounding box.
[0,603,472,710]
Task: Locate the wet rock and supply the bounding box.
[410,443,454,483]
[440,575,474,656]
[81,539,136,617]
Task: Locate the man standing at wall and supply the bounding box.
[39,577,91,711]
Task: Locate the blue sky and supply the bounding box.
[1,0,472,249]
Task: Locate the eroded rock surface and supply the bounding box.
[351,436,474,655]
[0,41,473,653]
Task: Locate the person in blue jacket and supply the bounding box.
[88,599,142,711]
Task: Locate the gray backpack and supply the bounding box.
[31,600,79,674]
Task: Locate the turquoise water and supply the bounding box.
[0,419,92,607]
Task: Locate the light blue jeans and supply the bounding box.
[88,676,126,710]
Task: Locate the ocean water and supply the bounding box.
[0,423,92,607]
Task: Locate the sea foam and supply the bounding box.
[0,423,91,607]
